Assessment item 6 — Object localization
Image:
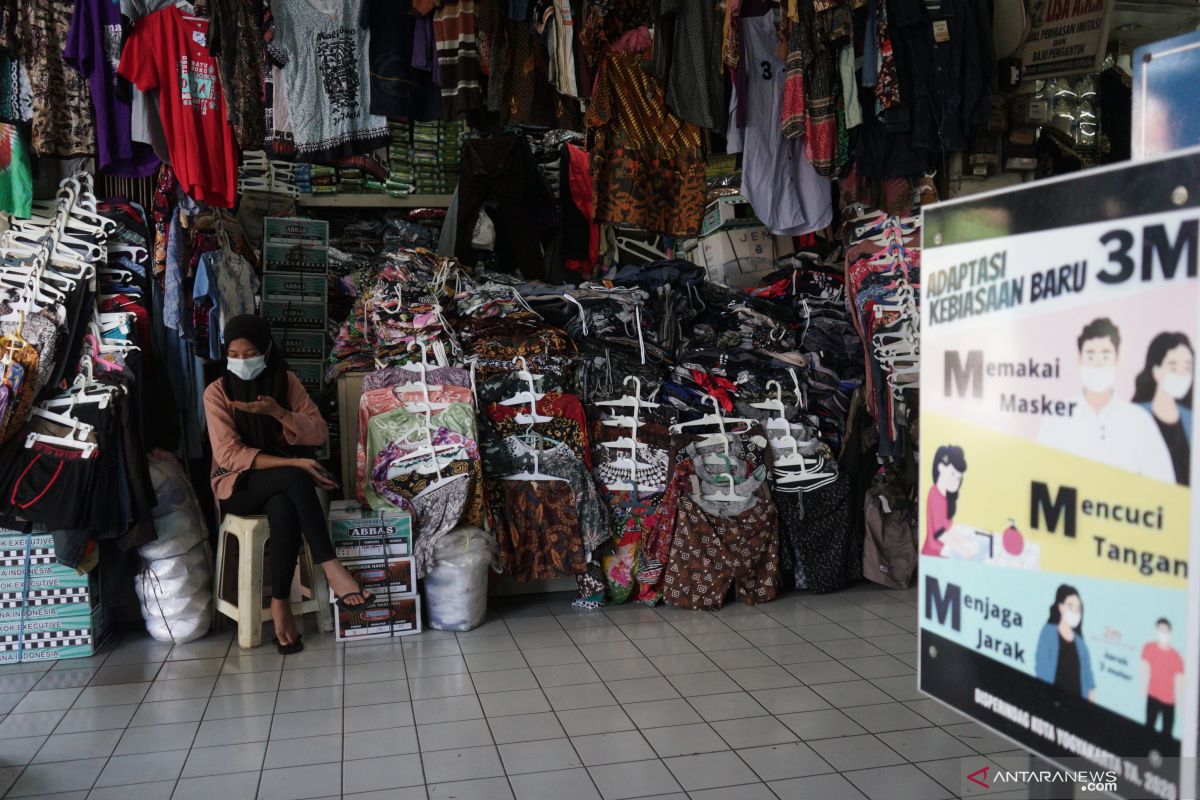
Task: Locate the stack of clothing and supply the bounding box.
[412,121,463,195]
[752,253,865,454]
[308,166,337,195]
[388,122,415,196]
[325,245,451,382]
[358,364,484,577]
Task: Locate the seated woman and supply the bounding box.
[204,315,372,654]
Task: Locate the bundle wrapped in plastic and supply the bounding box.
[423,526,497,632]
[136,451,213,643]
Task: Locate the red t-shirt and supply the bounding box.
[117,7,237,208]
[923,486,950,557]
[1142,643,1184,703]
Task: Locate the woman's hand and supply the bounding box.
[293,458,338,491]
[232,395,286,419]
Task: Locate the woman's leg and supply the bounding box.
[275,471,371,605]
[222,468,312,643]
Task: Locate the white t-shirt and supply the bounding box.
[1038,395,1176,483]
[271,0,388,162]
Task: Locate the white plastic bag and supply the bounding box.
[136,452,213,643]
[424,526,495,632]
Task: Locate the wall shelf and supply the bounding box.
[296,193,453,208]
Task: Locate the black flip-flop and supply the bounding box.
[334,591,376,611]
[274,635,303,655]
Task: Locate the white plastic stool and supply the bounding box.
[213,514,334,649]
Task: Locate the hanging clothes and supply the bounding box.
[586,43,705,238]
[658,0,726,133]
[64,0,160,177]
[18,0,94,157]
[727,8,832,236]
[206,0,268,150]
[362,0,442,121]
[118,7,239,207]
[433,0,484,120]
[270,0,389,162]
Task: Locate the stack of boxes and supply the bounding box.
[328,502,420,641]
[262,217,331,458]
[386,120,463,198]
[0,529,109,665]
[411,120,463,195]
[387,121,415,197]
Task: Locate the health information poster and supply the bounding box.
[919,148,1200,800]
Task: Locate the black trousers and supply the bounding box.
[222,468,336,599]
[1146,696,1175,734]
[454,133,549,280]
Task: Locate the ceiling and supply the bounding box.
[1111,1,1200,50]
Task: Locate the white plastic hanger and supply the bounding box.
[503,357,552,424]
[498,355,547,407]
[669,394,754,436]
[411,408,470,500]
[702,473,742,503]
[501,448,566,483]
[750,380,791,433]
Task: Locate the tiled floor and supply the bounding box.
[0,584,1036,800]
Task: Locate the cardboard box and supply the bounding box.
[275,329,327,360]
[262,272,327,301]
[686,227,796,289]
[330,506,412,559]
[336,556,416,600]
[0,563,92,594]
[0,626,111,665]
[334,595,421,641]
[700,195,760,236]
[262,299,326,330]
[0,600,106,636]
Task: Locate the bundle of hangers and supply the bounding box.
[358,340,482,576]
[0,173,159,547]
[238,151,300,198]
[843,207,921,459]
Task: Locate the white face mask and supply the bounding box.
[1080,366,1116,394]
[1062,608,1082,629]
[1157,631,1172,647]
[227,354,268,381]
[1160,372,1192,400]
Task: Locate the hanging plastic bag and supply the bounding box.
[135,451,213,643]
[424,526,496,631]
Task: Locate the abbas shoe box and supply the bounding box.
[334,595,421,642]
[329,501,413,559]
[0,530,110,664]
[332,555,416,602]
[328,503,420,641]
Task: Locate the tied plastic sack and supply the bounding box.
[423,526,496,631]
[135,451,213,643]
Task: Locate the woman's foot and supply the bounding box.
[270,598,302,646]
[322,561,370,606]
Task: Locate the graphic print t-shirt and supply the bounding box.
[271,0,388,162]
[64,0,159,177]
[118,7,238,207]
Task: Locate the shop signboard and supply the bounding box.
[919,147,1200,799]
[1021,0,1113,78]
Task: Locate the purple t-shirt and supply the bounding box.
[64,0,160,177]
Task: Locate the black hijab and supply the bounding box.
[221,315,291,452]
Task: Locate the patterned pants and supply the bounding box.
[661,495,780,610]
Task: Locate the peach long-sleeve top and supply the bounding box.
[202,372,328,500]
